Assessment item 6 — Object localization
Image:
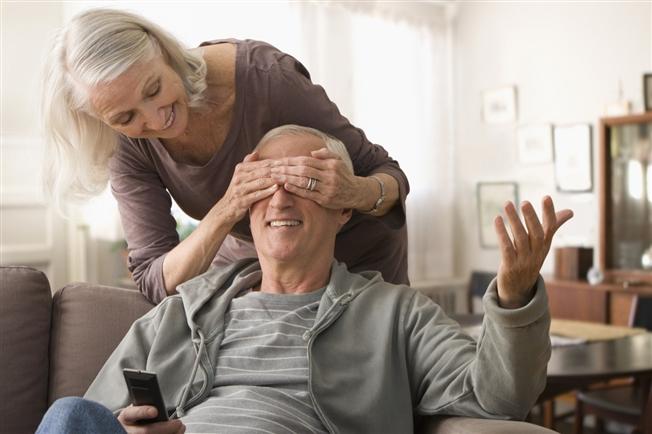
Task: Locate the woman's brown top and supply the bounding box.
[109,39,410,303]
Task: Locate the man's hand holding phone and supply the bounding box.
[117,405,185,434]
[121,369,185,433]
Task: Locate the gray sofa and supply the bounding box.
[0,266,557,434]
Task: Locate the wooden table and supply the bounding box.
[545,333,652,390]
[539,333,652,429]
[453,314,652,429]
[548,333,652,387]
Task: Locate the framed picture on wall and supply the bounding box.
[477,182,519,248]
[517,124,553,164]
[644,73,652,112]
[482,86,517,124]
[553,124,593,192]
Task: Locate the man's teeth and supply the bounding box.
[269,220,301,227]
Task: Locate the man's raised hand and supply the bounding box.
[494,195,573,309]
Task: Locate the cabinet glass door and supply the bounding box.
[608,121,652,271]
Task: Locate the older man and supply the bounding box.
[38,125,572,434]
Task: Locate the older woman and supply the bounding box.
[42,8,409,303]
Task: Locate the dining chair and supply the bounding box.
[573,294,652,434]
[466,271,496,313]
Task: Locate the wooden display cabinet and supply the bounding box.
[547,113,652,324]
[546,277,652,326]
[599,113,652,284]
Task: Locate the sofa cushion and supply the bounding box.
[49,283,154,403]
[0,266,52,434]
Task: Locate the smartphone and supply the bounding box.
[122,368,169,424]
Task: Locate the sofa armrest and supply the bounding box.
[418,416,557,434]
[48,283,154,404]
[0,266,52,434]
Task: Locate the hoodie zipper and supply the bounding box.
[174,335,212,417]
[305,292,354,433]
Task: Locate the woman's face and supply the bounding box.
[88,55,189,140]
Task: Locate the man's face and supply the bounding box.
[250,134,351,265]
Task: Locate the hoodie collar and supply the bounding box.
[176,258,385,335]
[315,261,384,319]
[176,258,260,336]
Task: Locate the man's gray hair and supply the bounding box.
[256,125,354,174]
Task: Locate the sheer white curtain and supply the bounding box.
[297,3,455,282]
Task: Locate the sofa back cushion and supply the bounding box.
[49,283,154,403]
[0,266,52,434]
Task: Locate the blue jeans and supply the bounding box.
[35,397,126,434]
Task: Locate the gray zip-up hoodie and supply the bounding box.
[85,259,551,433]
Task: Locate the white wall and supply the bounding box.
[453,2,651,278]
[0,2,71,290]
[1,3,63,135]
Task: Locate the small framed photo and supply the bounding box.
[517,124,553,164]
[482,86,517,124]
[553,124,593,193]
[644,73,652,112]
[477,182,519,248]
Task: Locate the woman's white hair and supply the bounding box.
[256,125,354,174]
[41,8,207,211]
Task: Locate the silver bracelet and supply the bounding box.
[365,175,385,214]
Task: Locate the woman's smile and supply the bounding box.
[162,104,176,130]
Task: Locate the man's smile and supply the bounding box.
[268,219,302,228]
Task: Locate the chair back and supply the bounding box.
[467,271,496,313]
[629,295,652,331]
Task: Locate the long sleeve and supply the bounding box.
[269,51,410,229]
[109,137,178,304]
[406,276,551,420]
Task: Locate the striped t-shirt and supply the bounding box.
[181,288,328,434]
